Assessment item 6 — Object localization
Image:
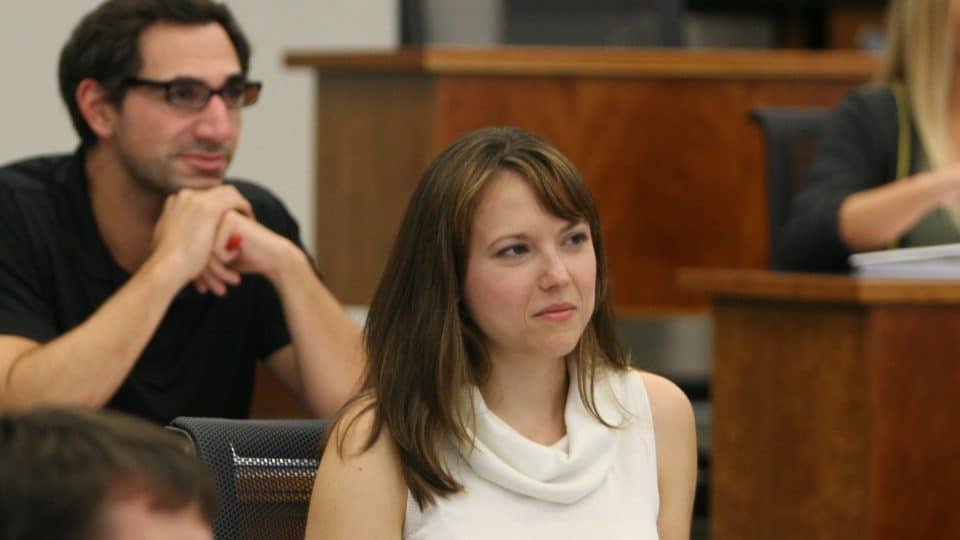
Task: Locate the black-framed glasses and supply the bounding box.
[123,76,262,110]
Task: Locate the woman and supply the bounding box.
[305,127,696,539]
[778,0,960,270]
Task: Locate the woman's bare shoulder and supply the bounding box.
[631,370,697,540]
[632,369,695,427]
[326,395,393,462]
[307,395,406,540]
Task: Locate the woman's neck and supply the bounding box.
[478,352,570,445]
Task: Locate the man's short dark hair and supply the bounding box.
[0,407,217,540]
[58,0,252,146]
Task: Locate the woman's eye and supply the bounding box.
[497,244,529,257]
[565,232,589,245]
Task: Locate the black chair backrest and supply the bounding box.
[751,107,830,264]
[168,417,328,540]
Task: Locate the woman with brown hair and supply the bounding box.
[779,0,960,270]
[305,127,696,539]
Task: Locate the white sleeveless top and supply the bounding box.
[403,369,660,540]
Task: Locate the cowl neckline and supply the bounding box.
[459,369,626,504]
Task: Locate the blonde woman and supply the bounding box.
[305,127,696,539]
[778,0,960,270]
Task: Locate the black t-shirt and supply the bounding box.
[0,150,302,423]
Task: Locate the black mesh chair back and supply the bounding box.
[168,417,328,540]
[750,107,829,266]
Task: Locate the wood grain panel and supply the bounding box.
[313,74,437,304]
[866,306,960,539]
[287,48,876,80]
[688,270,960,540]
[679,268,960,304]
[250,363,306,418]
[711,299,869,540]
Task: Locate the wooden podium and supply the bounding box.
[680,268,960,540]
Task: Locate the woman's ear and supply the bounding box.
[75,78,119,140]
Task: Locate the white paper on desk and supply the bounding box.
[849,242,960,278]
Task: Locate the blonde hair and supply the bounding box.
[331,127,629,510]
[875,0,954,169]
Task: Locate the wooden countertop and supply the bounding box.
[678,268,960,304]
[285,47,877,80]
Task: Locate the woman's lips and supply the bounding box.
[534,303,577,321]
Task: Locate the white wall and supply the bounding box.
[0,0,397,253]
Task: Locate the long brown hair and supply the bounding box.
[334,127,628,509]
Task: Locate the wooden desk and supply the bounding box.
[285,47,875,312]
[680,268,960,540]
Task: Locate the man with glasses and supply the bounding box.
[0,0,363,422]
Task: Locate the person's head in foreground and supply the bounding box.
[0,407,216,540]
[306,126,696,539]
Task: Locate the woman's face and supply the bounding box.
[462,170,597,365]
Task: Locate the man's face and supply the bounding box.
[109,22,244,194]
[99,496,213,540]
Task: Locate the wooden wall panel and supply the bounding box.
[711,299,870,540]
[250,363,306,418]
[867,306,960,539]
[684,269,960,540]
[313,74,437,304]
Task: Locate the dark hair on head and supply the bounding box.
[58,0,251,145]
[332,126,628,510]
[0,407,217,540]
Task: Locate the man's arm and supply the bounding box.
[264,249,364,418]
[0,257,186,408]
[0,187,252,410]
[203,211,364,418]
